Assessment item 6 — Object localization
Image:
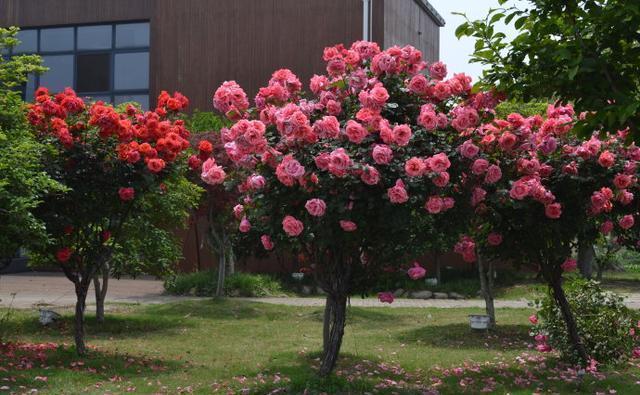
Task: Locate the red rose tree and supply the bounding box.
[456,104,640,365]
[27,88,195,355]
[212,41,496,375]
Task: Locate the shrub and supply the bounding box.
[164,271,282,297]
[532,278,640,366]
[224,273,283,297]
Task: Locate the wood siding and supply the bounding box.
[382,0,440,62]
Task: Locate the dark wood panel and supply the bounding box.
[382,0,440,62]
[150,0,363,112]
[0,0,152,27]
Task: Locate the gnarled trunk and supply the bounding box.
[216,246,226,297]
[577,239,594,279]
[319,291,347,376]
[74,280,90,355]
[477,254,495,326]
[547,271,589,365]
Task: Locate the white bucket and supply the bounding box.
[468,314,491,330]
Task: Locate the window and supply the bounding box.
[10,22,150,109]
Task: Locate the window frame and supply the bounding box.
[10,20,150,107]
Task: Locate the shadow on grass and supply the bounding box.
[143,298,272,321]
[397,323,531,351]
[1,343,183,393]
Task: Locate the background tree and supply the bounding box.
[28,88,197,355]
[0,27,61,269]
[456,0,640,139]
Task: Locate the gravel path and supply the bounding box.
[2,272,639,310]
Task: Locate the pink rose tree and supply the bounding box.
[26,88,198,355]
[457,103,640,365]
[212,41,495,375]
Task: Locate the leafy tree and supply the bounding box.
[27,88,198,354]
[456,0,640,139]
[0,27,61,268]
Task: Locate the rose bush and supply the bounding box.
[211,41,499,375]
[27,88,198,354]
[455,103,640,365]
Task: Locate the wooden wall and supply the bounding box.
[382,0,440,62]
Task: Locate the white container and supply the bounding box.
[291,272,304,281]
[39,309,61,326]
[469,314,491,330]
[424,278,438,286]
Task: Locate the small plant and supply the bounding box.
[164,271,282,297]
[532,278,640,366]
[164,270,217,296]
[224,273,283,297]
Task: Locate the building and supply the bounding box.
[0,0,446,273]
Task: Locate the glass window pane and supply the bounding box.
[25,73,36,102]
[14,29,38,53]
[41,27,74,52]
[77,25,112,50]
[114,52,148,90]
[115,95,149,111]
[76,53,110,92]
[115,23,149,48]
[40,55,74,93]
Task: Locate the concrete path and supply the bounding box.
[2,272,640,310]
[0,272,199,310]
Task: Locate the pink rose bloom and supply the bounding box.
[248,174,266,190]
[545,202,562,219]
[432,81,451,100]
[387,179,409,204]
[345,120,368,144]
[417,108,438,130]
[314,152,331,170]
[239,217,251,233]
[429,61,447,80]
[633,347,640,359]
[614,174,633,189]
[369,84,390,107]
[305,198,327,217]
[471,159,489,175]
[487,232,503,246]
[339,220,357,232]
[529,314,538,325]
[313,116,340,139]
[392,124,412,146]
[201,158,227,185]
[260,235,274,251]
[408,74,429,95]
[460,140,480,159]
[509,179,530,200]
[600,220,614,234]
[618,190,634,205]
[498,132,517,151]
[282,156,305,178]
[282,215,304,237]
[425,196,444,214]
[328,148,352,177]
[536,343,552,353]
[378,292,395,304]
[428,153,451,173]
[619,214,635,230]
[598,150,616,168]
[326,99,342,116]
[405,157,427,177]
[484,165,502,184]
[407,262,426,280]
[443,197,455,209]
[561,258,577,272]
[471,187,487,206]
[309,74,329,94]
[361,165,380,185]
[432,171,450,187]
[372,144,393,165]
[232,204,244,219]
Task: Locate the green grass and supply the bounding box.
[2,300,640,393]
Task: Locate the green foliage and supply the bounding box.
[456,0,640,139]
[188,111,228,133]
[164,271,283,297]
[534,278,639,365]
[494,100,549,118]
[0,27,60,260]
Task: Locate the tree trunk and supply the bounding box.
[319,291,347,377]
[577,239,594,279]
[227,247,235,276]
[477,254,495,326]
[93,262,109,323]
[74,280,90,355]
[549,274,589,365]
[215,247,226,297]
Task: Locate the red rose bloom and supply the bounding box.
[56,247,72,263]
[147,158,166,173]
[118,187,135,201]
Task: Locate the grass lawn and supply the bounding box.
[1,300,639,394]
